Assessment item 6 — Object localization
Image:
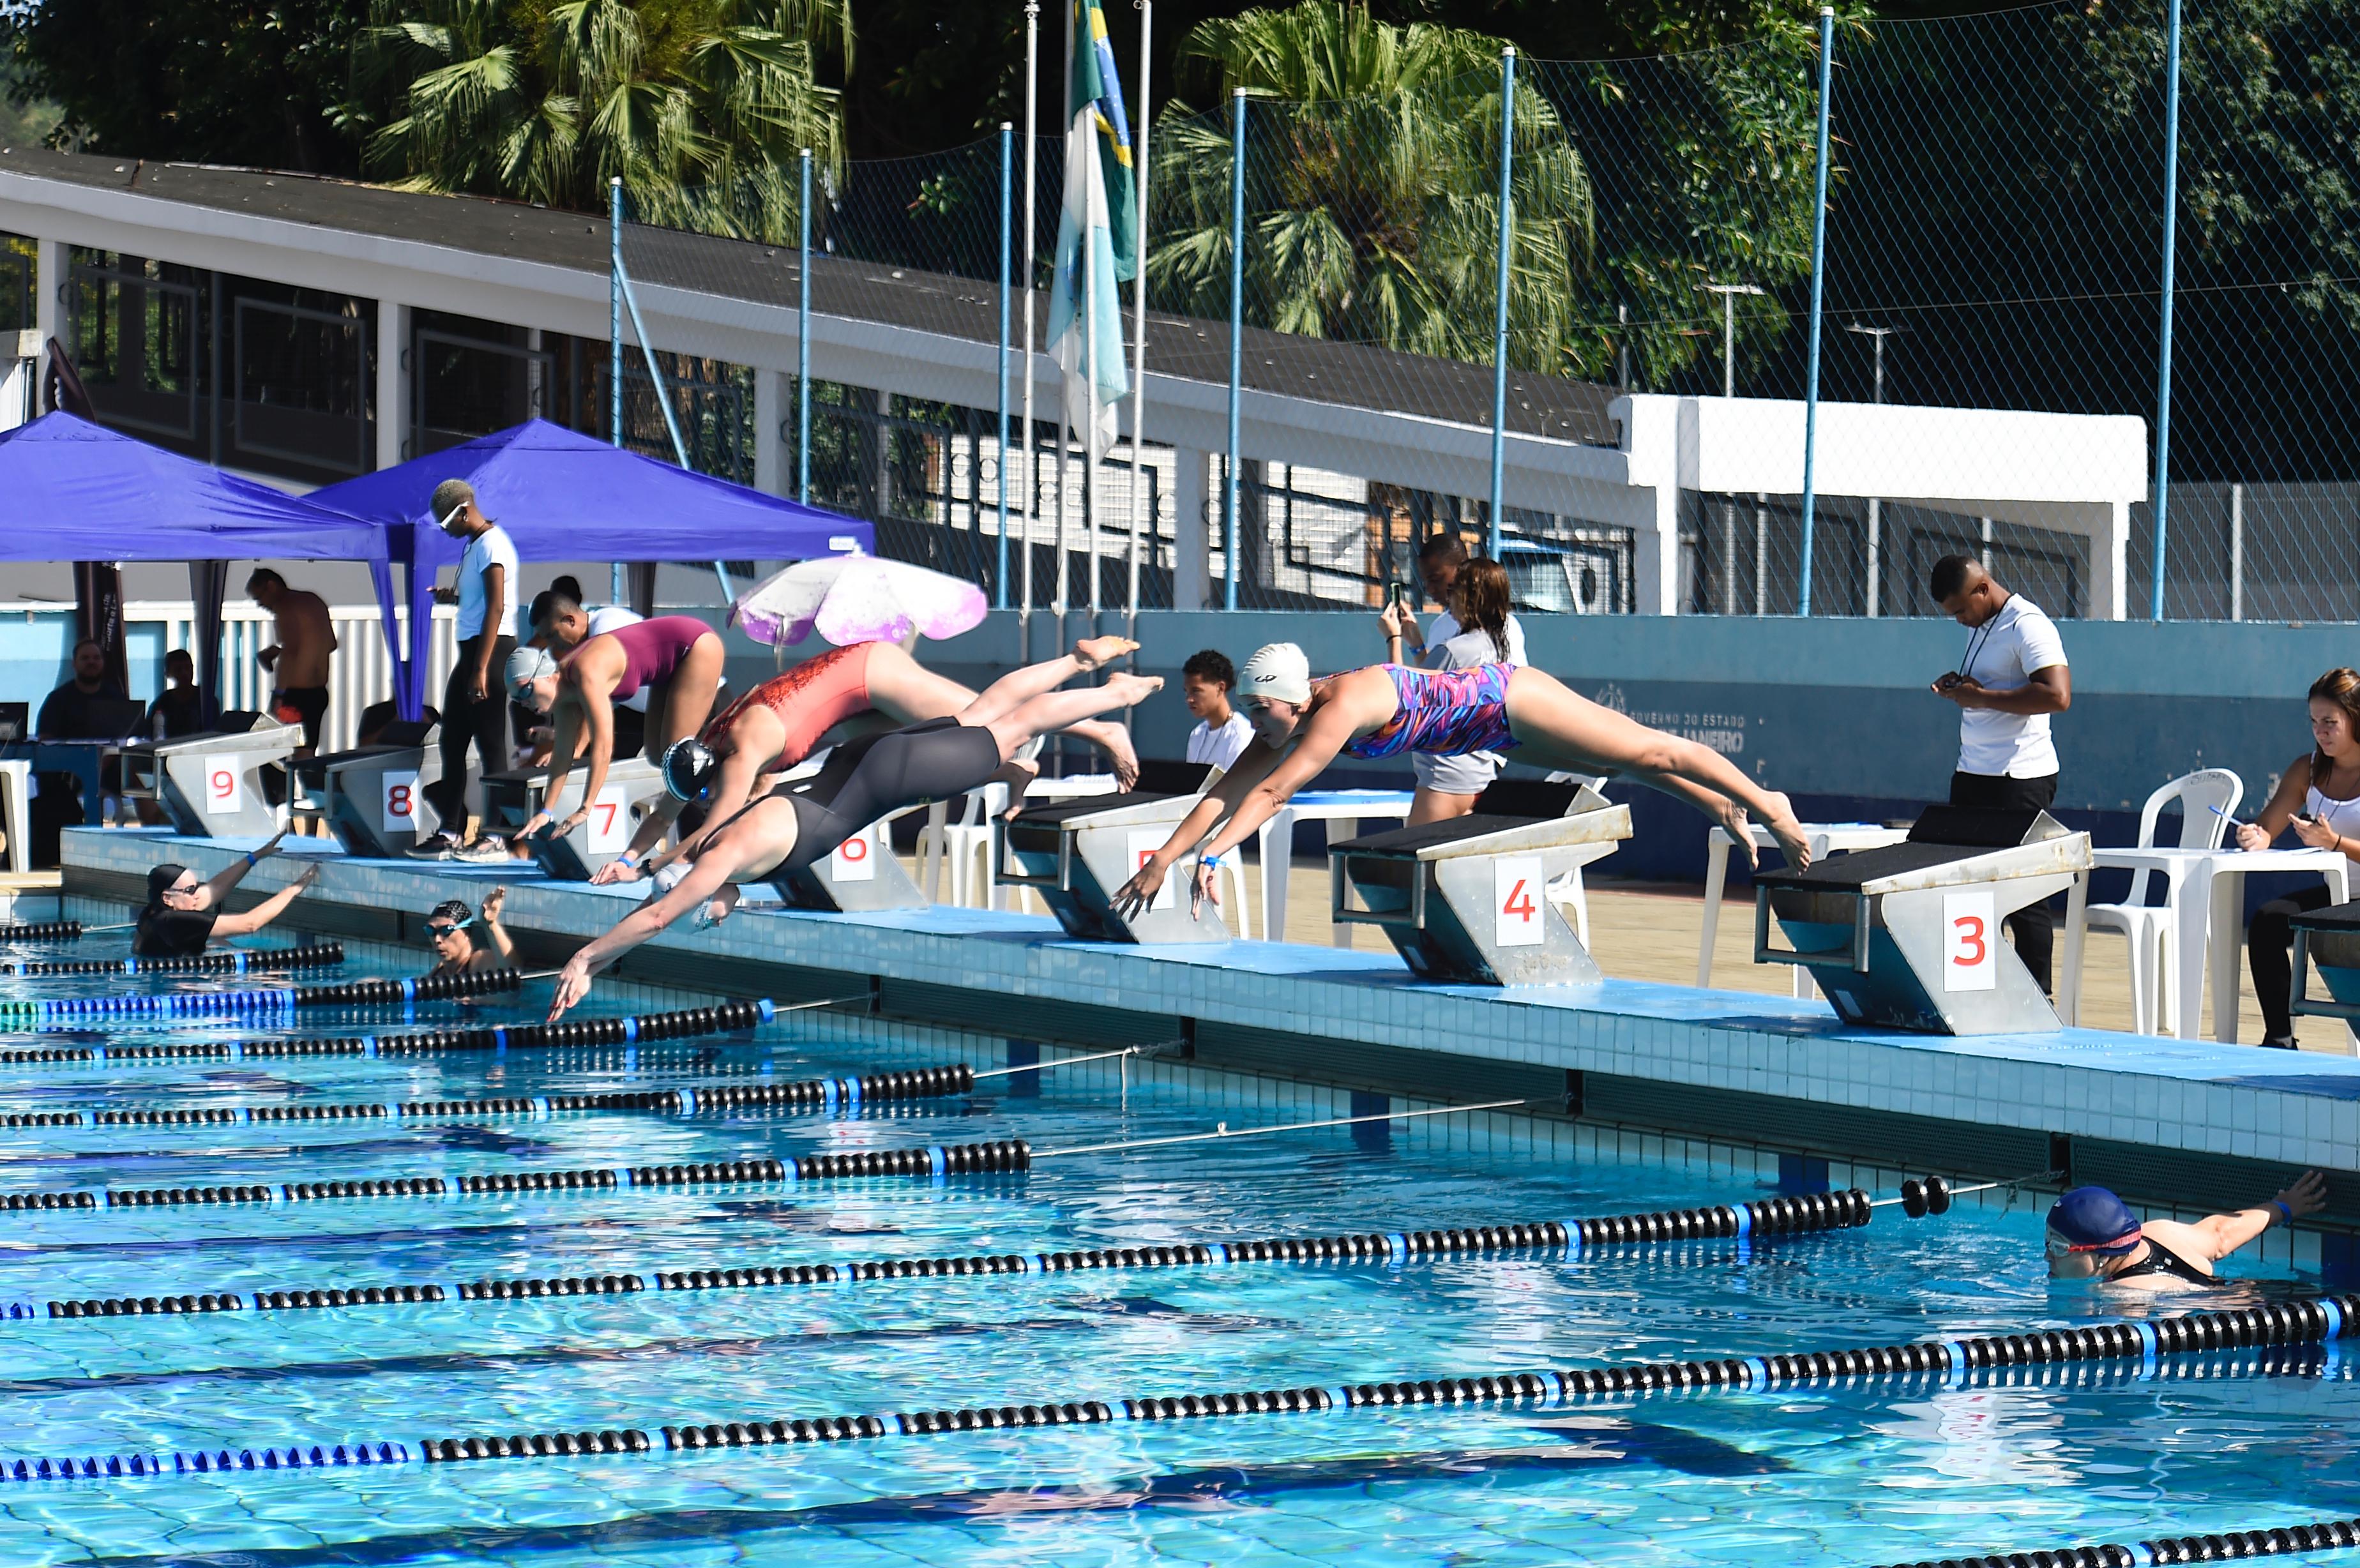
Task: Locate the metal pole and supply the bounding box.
[1125,0,1153,642]
[2229,481,2244,622]
[1845,322,1897,619]
[1022,0,1041,643]
[614,239,733,602]
[610,177,626,605]
[2151,0,2184,622]
[1224,87,1246,612]
[1796,6,1834,618]
[1485,46,1517,559]
[997,123,1013,610]
[1085,129,1100,622]
[798,148,812,507]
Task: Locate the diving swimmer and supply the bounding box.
[1110,641,1812,920]
[546,637,1158,1018]
[588,638,1141,883]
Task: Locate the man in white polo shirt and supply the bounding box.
[1928,554,2072,995]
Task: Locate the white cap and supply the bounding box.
[1237,643,1312,705]
[504,645,557,696]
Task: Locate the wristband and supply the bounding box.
[1202,853,1222,873]
[243,852,258,868]
[2271,1199,2293,1226]
[617,852,639,868]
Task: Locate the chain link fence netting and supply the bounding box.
[603,0,2360,622]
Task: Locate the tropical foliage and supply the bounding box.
[343,0,850,239]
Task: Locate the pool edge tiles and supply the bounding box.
[57,828,2360,1212]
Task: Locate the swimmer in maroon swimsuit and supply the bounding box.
[518,615,727,844]
[587,640,1142,882]
[1112,639,1815,923]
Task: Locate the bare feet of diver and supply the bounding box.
[1074,635,1140,672]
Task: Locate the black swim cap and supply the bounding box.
[427,899,474,928]
[662,737,718,802]
[147,864,191,907]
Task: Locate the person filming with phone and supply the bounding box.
[2234,668,2360,1050]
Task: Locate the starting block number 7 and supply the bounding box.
[1943,889,1997,992]
[1494,856,1545,947]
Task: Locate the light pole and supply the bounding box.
[1700,282,1762,613]
[1845,322,1902,617]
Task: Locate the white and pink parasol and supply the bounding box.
[729,554,988,647]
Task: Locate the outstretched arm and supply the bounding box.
[1108,733,1315,920]
[548,841,747,1018]
[479,886,515,963]
[193,828,290,910]
[593,795,686,883]
[213,863,319,937]
[2184,1171,2327,1263]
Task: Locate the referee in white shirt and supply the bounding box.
[1928,554,2073,994]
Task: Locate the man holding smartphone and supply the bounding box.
[1928,554,2072,994]
[409,478,519,862]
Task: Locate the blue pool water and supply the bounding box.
[0,927,2350,1566]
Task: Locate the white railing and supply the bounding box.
[124,600,462,754]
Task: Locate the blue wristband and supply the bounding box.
[1202,853,1222,873]
[243,852,259,868]
[2272,1199,2293,1225]
[617,852,638,868]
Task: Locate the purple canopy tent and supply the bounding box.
[0,413,386,717]
[308,420,871,718]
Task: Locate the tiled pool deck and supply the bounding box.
[57,827,2360,1232]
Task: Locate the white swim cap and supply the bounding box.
[504,645,557,698]
[649,860,692,896]
[1237,643,1311,705]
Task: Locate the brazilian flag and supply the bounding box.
[1072,0,1138,282]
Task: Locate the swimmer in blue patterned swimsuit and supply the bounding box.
[1114,637,1815,923]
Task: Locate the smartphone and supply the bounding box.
[1385,580,1405,610]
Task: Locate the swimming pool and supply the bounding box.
[0,923,2350,1567]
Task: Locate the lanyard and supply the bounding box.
[1960,611,2002,684]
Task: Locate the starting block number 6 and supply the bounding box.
[831,827,878,882]
[381,770,420,834]
[1494,856,1545,948]
[1942,889,1998,993]
[204,756,243,816]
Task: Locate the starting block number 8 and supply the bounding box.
[1494,856,1545,948]
[1942,889,1997,993]
[204,756,243,816]
[381,770,420,834]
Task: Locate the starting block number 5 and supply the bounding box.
[831,826,879,882]
[381,770,420,834]
[204,757,243,816]
[1127,831,1176,913]
[1942,889,1998,993]
[1494,856,1545,948]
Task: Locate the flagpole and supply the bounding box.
[1054,0,1073,627]
[1124,0,1152,650]
[1021,0,1041,663]
[1085,142,1101,622]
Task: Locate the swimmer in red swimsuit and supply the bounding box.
[518,615,727,844]
[589,639,1141,882]
[1113,639,1816,923]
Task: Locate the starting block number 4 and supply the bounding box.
[1127,831,1176,913]
[1942,889,1998,992]
[831,826,879,882]
[204,757,243,816]
[1495,856,1545,948]
[381,771,420,834]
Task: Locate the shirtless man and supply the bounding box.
[547,637,1157,1019]
[247,569,338,756]
[587,639,1141,883]
[2044,1174,2327,1290]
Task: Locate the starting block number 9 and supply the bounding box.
[204,756,243,816]
[831,826,878,882]
[381,770,420,834]
[1942,889,1998,993]
[1127,831,1176,914]
[1494,856,1545,948]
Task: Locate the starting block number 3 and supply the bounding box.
[1942,889,1998,993]
[1494,856,1545,948]
[204,757,243,816]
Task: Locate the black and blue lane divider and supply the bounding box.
[0,1043,1143,1132]
[1880,1518,2360,1567]
[0,964,519,1022]
[1,942,344,978]
[0,1295,2350,1484]
[0,920,82,942]
[26,1187,1889,1321]
[0,1097,1520,1223]
[0,997,800,1071]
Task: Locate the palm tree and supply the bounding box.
[1149,1,1593,375]
[347,0,849,241]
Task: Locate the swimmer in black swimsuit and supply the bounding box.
[545,635,1161,1018]
[2045,1173,2327,1291]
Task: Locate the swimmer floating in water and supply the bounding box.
[546,637,1158,1020]
[1111,639,1813,921]
[422,887,513,977]
[2045,1173,2326,1290]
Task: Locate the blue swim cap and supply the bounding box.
[2047,1186,2142,1254]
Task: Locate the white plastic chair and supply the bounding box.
[917,783,1010,908]
[2077,768,2242,1035]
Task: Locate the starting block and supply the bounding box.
[1755,806,2091,1036]
[2288,900,2360,1025]
[119,718,301,838]
[997,762,1223,943]
[1328,778,1630,985]
[770,808,929,913]
[301,723,444,857]
[486,758,673,880]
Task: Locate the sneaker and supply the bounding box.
[455,835,511,864]
[405,831,460,860]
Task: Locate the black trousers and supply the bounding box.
[1949,770,2059,994]
[426,635,514,829]
[2249,883,2335,1043]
